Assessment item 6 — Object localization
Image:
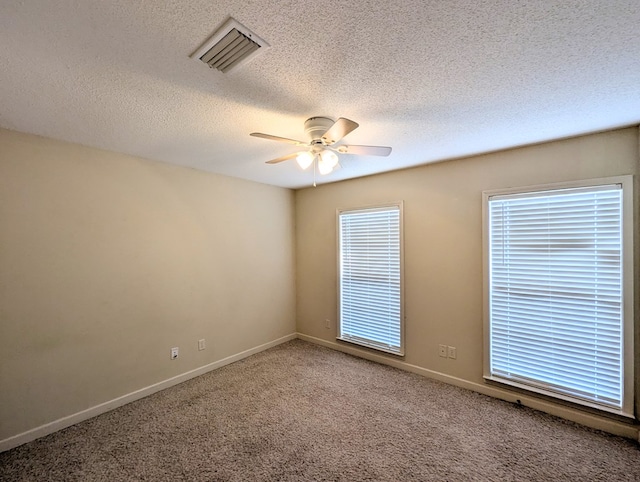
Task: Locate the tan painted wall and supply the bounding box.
[296,127,639,427]
[1,126,637,444]
[0,129,296,441]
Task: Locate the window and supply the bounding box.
[483,176,634,416]
[338,203,404,355]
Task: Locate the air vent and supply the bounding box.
[191,18,269,73]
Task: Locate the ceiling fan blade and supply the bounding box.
[250,132,307,146]
[336,145,392,157]
[265,152,299,164]
[321,118,359,145]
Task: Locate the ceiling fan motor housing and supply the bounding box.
[304,117,334,144]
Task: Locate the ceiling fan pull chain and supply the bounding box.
[313,158,317,187]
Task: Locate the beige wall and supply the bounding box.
[296,127,639,431]
[1,126,637,446]
[0,129,296,441]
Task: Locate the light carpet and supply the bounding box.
[1,339,639,481]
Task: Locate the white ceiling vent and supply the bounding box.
[191,18,269,73]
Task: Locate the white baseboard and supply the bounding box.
[297,333,639,441]
[0,333,297,453]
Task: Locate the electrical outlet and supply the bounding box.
[447,346,457,359]
[438,344,447,357]
[171,347,179,359]
[198,339,206,351]
[325,319,331,329]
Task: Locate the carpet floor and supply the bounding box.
[1,339,639,481]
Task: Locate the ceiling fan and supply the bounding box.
[250,117,392,180]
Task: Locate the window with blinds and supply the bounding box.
[484,178,633,415]
[338,203,403,355]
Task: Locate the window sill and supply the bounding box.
[483,375,635,420]
[337,336,404,357]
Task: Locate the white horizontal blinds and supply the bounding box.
[488,185,623,408]
[339,206,402,354]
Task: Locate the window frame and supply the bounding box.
[336,201,405,356]
[482,175,634,417]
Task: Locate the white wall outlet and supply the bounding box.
[447,346,457,359]
[198,339,206,351]
[438,344,447,357]
[171,347,179,359]
[325,319,331,329]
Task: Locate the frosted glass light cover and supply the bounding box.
[318,158,334,175]
[319,149,339,168]
[296,151,314,169]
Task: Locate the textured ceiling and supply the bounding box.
[1,1,639,189]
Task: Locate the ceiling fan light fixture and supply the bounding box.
[319,149,339,169]
[296,151,314,170]
[251,116,391,184]
[318,157,335,175]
